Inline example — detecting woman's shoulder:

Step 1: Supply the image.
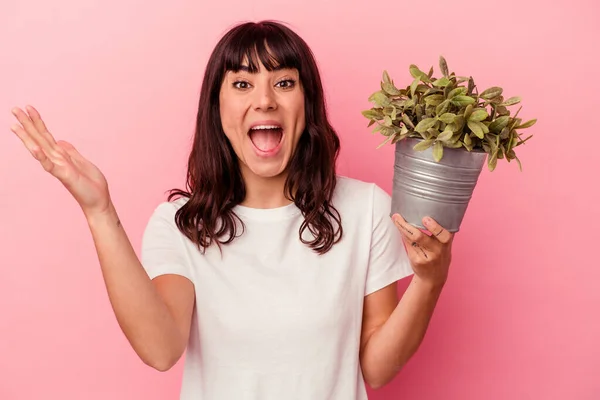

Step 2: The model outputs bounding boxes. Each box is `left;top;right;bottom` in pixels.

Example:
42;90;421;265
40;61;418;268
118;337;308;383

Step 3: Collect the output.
333;175;391;211
147;196;190;223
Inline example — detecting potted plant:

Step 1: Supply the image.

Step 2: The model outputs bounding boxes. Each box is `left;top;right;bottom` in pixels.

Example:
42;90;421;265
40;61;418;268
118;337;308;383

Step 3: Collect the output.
362;56;536;232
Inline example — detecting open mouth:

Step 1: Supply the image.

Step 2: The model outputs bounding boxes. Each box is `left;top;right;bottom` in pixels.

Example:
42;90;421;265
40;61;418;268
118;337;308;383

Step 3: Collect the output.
248;124;284;153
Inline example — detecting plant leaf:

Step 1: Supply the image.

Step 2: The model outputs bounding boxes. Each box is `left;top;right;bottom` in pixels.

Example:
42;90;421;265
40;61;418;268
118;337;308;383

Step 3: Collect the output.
392;132;407;144
496;105;509;116
500;96;521;106
467;77;475;95
515;154;522;171
410;77;420;97
480;86;503;100
414;117;437;133
427;127;439;138
382;70;391;84
413;139;434;151
368;90;381;102
467;120;485;139
362;109;383;120
489;95;505;105
464;104;473;120
499;144;506;159
382;82;402;96
384;115;393;126
432;141;444;162
447;87;467;98
424;94;445;106
439;113;456;124
437;129;453;142
416;84;430;94
516;119;537;129
402;114;415;129
488;149;499;171
409;64;424;79
463;132;472;146
448;115;466;133
482;122;490;134
380;126;396;136
436;99;451;115
446;139;463;148
423;87;443;97
469;109;488;122
370;91;391;107
415;104;424;120
451;95;476;106
376;135;392;149
489;115;510;133
392;100;406;110
433;77;451;87
439;56;449;77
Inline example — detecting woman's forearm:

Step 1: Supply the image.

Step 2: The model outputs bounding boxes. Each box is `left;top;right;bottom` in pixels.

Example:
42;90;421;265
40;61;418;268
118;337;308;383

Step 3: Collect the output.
84;202;185;370
361;276;444;388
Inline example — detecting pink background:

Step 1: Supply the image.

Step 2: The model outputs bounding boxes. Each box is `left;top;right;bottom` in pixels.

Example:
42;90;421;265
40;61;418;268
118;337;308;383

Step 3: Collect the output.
1;0;599;399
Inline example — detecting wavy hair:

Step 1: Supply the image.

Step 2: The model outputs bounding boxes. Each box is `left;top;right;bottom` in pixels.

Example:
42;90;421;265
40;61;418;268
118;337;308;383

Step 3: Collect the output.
167;20;342;255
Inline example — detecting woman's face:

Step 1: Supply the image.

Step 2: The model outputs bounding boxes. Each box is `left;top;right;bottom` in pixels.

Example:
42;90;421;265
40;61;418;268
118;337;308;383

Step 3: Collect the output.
219;60;306;181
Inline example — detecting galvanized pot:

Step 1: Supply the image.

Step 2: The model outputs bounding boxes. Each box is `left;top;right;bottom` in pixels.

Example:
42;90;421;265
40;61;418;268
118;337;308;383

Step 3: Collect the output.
390;137;487;232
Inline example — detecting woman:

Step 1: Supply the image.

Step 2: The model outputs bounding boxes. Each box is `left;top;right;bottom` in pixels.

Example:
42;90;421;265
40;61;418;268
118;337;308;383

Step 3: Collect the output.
10;20;453;400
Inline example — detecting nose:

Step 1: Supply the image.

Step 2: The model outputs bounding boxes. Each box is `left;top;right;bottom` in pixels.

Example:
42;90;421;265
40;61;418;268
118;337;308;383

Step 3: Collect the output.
253;84;277;112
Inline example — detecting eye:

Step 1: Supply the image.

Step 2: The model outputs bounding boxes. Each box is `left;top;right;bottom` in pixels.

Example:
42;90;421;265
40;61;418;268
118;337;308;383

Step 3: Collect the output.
233;80;251;90
276;79;296;89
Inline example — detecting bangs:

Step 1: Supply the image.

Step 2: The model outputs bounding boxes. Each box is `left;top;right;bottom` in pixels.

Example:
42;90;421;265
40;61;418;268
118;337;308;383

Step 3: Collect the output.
222;23;302;73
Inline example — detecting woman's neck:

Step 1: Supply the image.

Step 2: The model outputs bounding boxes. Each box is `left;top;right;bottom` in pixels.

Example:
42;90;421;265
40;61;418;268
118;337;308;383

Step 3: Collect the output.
239;168;293;209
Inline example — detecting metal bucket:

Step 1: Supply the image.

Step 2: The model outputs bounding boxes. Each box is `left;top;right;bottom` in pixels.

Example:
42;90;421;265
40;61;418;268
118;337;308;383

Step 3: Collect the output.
391;137;487;232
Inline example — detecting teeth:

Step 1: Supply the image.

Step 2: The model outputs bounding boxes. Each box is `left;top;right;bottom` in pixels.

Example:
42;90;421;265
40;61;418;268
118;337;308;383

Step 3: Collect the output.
250;125;281;130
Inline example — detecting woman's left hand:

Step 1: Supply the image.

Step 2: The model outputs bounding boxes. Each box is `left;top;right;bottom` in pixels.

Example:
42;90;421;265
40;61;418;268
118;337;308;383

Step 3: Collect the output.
392;213;454;288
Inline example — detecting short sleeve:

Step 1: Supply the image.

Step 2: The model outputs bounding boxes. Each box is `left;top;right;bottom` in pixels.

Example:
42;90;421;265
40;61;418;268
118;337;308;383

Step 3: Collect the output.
140;201;193;282
365;184;414;295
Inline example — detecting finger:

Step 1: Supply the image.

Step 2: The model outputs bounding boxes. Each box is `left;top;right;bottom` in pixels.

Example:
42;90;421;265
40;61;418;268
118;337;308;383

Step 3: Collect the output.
25;105;56;145
392;213;432;247
11;107;53;150
57;140;81;157
57;140;89;168
422;216;453;244
10;123;55;171
399;233;430;262
11;123;42;158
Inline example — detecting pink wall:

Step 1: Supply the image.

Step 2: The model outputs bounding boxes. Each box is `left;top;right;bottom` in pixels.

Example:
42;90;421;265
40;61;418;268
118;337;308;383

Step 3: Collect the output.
1;0;598;399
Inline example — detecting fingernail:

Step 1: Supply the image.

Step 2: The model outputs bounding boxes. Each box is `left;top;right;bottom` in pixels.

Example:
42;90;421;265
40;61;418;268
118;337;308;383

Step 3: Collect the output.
423;217;432;226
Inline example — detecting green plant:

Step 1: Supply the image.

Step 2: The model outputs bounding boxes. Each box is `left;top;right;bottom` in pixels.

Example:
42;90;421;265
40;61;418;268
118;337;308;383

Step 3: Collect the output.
361;56;536;171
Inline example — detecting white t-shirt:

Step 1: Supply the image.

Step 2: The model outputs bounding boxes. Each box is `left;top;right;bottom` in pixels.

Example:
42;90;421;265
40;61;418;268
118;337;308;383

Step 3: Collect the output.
140;175;414;399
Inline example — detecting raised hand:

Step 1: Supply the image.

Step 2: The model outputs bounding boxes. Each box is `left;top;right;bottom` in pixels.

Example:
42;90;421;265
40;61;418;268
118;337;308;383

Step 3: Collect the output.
392;213;454;289
10;105;111;217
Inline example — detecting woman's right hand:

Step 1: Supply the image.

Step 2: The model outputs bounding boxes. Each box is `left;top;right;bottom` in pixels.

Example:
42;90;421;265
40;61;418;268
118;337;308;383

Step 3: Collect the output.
10;105;112;217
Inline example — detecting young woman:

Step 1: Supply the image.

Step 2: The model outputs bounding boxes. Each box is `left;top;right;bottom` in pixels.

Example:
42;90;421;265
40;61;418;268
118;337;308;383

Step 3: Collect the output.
10;20;453;400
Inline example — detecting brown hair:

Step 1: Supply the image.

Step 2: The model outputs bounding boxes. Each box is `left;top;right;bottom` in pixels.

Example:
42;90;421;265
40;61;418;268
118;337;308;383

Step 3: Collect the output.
167;20;342;254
